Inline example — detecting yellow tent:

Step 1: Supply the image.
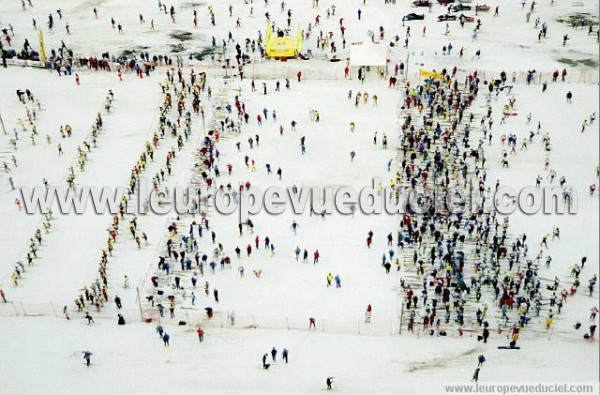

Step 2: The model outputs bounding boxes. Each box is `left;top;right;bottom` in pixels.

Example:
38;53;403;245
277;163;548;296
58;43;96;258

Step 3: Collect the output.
265;25;302;58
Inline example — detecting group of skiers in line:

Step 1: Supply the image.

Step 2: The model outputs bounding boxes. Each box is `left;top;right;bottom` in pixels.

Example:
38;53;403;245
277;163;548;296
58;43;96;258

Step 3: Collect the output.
372;66;598;349
68;68;211;324
5;90;114;294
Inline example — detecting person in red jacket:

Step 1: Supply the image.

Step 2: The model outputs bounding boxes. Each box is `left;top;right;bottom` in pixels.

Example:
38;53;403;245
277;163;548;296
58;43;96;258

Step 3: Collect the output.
197;328;204;342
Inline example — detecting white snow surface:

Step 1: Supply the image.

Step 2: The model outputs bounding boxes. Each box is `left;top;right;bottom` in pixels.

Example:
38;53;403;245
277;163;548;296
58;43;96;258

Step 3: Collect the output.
0;0;599;394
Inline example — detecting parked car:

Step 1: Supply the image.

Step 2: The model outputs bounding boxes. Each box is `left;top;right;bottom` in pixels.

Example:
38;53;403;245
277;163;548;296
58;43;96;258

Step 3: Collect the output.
451;3;472;11
475;4;490;11
437;14;457;21
412;0;431;6
459;14;475;22
403;13;426;21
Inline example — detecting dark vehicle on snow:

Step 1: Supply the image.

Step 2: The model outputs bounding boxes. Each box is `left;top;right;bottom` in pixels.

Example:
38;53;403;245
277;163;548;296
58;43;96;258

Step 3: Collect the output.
412;0;431;7
437;14;457;21
403;13;425;21
451;3;472;11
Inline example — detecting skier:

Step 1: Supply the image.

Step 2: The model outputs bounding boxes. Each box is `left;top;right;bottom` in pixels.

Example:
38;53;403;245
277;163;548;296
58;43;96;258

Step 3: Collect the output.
271;347;277;362
591;307;598;321
262;354;270;369
326;377;334;390
282;348;289;363
477;354;486;367
290;220;300;234
365;304;372;323
82;351;92;366
472;367;481;382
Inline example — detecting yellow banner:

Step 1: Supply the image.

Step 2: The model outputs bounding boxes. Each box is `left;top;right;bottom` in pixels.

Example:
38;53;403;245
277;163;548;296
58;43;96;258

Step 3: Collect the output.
419;69;444;79
296;26;302;52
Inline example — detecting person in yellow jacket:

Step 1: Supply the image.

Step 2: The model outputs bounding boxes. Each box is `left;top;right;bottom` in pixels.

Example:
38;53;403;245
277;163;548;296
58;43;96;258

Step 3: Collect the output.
326;273;333;287
511;331;519;345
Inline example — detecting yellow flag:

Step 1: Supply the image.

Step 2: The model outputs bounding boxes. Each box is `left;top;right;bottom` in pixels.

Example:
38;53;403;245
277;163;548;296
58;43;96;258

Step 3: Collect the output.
38;29;46;64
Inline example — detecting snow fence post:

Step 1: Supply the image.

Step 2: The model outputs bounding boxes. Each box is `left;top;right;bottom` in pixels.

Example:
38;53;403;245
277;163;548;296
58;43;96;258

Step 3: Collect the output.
136;287;144;322
0;110;6;135
399;302;404;335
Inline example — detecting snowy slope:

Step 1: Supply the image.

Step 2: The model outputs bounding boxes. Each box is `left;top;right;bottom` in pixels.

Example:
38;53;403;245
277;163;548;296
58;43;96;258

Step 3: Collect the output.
0;0;599;394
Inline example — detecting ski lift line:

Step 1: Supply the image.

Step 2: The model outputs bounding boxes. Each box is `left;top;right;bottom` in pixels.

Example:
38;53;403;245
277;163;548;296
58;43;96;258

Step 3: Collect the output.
0;96;120;289
138;83;231;293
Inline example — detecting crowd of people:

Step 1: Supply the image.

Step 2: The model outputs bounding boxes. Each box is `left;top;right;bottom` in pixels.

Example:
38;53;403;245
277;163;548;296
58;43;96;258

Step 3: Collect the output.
0;0;598;388
382;68;598;345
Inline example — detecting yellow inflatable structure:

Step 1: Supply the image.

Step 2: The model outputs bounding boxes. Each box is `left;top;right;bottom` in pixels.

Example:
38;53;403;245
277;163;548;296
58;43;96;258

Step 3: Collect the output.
265;25;302;58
